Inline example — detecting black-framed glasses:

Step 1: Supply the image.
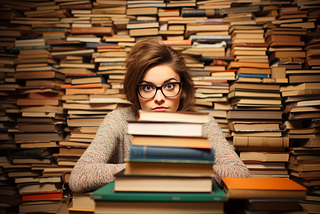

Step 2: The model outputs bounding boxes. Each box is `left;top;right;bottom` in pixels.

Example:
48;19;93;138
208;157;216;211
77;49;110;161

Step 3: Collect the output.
137;82;182;99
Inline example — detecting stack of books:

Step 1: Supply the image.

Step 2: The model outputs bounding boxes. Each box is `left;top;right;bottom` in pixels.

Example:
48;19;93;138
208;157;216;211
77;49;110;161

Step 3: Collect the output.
90;110;228;213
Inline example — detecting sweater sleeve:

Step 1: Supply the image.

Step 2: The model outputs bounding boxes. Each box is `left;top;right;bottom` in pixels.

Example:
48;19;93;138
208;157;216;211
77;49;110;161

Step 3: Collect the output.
68;109;131;193
202;115;251;186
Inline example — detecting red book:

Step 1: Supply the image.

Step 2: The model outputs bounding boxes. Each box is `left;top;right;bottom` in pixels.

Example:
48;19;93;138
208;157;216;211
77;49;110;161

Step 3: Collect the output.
22;191;63;201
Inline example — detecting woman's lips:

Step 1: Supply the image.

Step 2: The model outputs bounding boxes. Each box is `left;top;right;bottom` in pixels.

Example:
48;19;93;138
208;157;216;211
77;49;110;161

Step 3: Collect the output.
152;107;168;111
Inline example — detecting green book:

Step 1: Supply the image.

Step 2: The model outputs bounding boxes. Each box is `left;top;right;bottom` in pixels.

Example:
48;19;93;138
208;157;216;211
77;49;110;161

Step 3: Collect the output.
91;182;227;202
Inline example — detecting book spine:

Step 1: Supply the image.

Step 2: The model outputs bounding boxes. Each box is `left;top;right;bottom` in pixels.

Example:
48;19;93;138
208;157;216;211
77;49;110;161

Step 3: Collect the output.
10;149;44;157
34;28;68;32
129;145;214;161
12;45;51;50
233;136;289;147
237;73;270;78
181;9;206;17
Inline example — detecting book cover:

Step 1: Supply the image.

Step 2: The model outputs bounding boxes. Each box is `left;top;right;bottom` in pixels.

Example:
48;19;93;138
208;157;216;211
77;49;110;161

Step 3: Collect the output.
222;177;307;199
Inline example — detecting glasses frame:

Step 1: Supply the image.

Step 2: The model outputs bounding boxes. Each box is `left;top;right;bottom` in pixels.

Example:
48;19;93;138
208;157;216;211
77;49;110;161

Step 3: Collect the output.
137;82;182;99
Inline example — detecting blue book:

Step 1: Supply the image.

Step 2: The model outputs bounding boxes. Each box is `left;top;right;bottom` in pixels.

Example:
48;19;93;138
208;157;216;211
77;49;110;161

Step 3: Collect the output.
237;73;269;78
130;145;214;161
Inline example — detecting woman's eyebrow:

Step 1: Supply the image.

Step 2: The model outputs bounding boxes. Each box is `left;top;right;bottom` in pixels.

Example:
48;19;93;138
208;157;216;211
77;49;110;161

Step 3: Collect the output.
140;78;177;85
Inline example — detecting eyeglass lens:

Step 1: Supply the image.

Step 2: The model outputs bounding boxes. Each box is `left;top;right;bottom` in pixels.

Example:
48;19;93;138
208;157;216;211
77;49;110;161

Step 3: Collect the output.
138;82;180;98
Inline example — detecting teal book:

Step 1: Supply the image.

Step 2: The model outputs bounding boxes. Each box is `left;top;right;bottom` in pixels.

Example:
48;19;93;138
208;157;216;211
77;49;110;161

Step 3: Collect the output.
129;145;215;161
91;182;227;202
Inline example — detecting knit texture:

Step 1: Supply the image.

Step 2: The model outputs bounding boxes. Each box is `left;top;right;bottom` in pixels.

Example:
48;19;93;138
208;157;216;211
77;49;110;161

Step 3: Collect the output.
69;106;251;193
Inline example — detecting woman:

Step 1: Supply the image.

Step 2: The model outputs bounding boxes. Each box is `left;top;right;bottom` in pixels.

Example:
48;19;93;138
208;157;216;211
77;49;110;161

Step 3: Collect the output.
69;38;251;193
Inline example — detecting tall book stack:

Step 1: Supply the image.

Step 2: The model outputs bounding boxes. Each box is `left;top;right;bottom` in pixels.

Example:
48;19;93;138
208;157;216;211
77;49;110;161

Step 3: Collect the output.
224;3;289;178
267;6;309;72
281;82;320;210
126;1;160;38
90;110;228;214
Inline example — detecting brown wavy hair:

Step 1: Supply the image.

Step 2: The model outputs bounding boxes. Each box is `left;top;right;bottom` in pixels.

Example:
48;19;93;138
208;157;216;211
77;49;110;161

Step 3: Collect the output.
123;38;195;115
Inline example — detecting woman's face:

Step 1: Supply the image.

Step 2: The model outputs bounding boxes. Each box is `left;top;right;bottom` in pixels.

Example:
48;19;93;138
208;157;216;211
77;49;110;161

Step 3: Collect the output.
137;64;182;112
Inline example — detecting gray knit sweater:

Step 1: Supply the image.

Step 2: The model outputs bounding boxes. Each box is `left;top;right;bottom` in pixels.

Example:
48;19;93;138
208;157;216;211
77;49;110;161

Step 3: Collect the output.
69;106;251;193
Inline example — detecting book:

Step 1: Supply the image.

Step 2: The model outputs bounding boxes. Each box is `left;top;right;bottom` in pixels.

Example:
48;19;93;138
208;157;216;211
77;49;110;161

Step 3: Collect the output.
114;170;213;193
227;110;282;120
18;183;62;195
71;192;95;211
124;158;214;177
22;191;63;201
129;145;214;161
233;136;289;147
15;71;65;80
221;177;307;199
91;181;227;202
131;135;211;149
230;82;280;91
137;110;210;123
228;90;280;99
70;27;114;36
240;152;290;162
127;121;203;137
244;198;301;211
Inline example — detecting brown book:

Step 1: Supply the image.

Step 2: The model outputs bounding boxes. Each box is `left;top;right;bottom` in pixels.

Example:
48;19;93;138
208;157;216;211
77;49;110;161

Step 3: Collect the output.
266;34;301;43
282;89;320;97
18;183;62;195
15;133;63;142
230;122;280;131
227;61;270;70
231;97;282;106
288;74;320;84
17;98;61;106
67;117;104;127
233;136;289;147
59;147;86;156
229;82;280;91
15;71;65;80
25;79;64;87
240;152;290;162
70;27;114;36
306;57;320;67
227;110;282;120
268;41;305;47
290;170;320;178
60;3;92;10
126;7;158;15
294;136;320;148
269;51;306;62
18;123;64;132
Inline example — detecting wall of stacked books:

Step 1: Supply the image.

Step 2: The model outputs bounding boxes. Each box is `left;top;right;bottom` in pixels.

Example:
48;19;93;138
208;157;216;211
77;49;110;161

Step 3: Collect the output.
0;0;320;213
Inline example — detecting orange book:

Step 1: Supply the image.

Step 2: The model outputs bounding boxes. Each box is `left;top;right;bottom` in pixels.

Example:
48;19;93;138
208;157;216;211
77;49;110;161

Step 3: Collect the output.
222;177;306;200
22;191;63;201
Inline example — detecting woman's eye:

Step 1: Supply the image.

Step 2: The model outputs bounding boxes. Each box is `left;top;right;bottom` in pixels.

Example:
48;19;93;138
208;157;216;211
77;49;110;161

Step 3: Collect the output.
143;85;154;91
165;83;174;90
